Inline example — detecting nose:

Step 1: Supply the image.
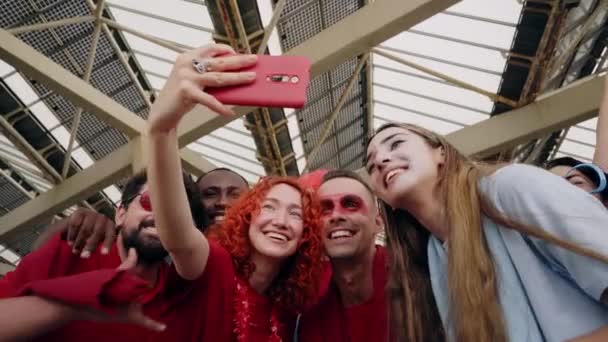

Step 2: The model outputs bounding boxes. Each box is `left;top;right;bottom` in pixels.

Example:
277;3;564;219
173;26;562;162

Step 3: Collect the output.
271;209;289;229
328;213;346;225
374;151;392;171
215;192;228;208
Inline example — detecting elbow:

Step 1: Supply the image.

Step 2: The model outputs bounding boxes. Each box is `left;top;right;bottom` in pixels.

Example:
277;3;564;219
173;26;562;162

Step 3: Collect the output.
167;248;205;281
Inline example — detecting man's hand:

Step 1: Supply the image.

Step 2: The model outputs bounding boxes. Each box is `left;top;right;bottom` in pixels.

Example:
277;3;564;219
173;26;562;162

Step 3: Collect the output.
65;208;116;258
72;248;165;332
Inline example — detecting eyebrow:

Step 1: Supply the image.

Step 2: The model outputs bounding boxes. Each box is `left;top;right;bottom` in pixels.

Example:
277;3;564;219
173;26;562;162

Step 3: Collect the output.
264;197;302;210
566;173;588;182
365;133;407;164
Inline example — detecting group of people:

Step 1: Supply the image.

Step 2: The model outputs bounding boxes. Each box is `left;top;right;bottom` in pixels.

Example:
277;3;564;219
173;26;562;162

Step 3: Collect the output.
1;43;608;342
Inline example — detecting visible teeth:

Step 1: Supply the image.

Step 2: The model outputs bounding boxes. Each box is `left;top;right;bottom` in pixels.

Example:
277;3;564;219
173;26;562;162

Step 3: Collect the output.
266;232;288;242
330;230;353;239
385;168;406;184
215;215;225;221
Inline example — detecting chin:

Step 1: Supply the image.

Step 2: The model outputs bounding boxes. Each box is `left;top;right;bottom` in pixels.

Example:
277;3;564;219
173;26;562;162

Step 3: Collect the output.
257;244;297;260
326;247;357;260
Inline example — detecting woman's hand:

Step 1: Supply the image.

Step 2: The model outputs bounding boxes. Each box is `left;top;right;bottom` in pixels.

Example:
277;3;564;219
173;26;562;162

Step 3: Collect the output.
147;44;258;135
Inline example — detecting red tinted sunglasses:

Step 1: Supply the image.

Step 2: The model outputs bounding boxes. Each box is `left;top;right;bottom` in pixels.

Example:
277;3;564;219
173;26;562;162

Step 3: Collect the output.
319;194;368;217
122;191;152;212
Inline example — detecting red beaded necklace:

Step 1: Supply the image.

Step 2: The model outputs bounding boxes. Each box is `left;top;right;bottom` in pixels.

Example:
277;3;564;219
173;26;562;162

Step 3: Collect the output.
233;276;284;342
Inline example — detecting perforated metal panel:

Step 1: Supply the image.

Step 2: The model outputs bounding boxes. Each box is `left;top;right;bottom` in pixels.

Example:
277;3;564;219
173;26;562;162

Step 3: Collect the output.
0;177;29;210
0;0;155;254
276;0;368;171
2;221;51;256
0;0;150;162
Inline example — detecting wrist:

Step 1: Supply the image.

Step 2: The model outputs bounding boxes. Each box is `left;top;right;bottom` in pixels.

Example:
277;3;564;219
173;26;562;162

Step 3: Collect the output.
146;118;177;138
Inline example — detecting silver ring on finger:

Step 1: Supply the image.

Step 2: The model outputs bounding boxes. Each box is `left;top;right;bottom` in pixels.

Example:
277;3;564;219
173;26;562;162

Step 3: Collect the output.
192;58;212;74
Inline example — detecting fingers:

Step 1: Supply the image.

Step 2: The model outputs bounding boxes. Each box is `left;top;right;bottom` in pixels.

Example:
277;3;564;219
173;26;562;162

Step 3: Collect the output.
72;212;96;254
203;54;258;72
195;43;236;58
117;248;138;271
195;71;256;88
100;220;117;255
136;315;166;332
185;84;235;116
81;216;111;258
66;210;85;246
127;303;166;332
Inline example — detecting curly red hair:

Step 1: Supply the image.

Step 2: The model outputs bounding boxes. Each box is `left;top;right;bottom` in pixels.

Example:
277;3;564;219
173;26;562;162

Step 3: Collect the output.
208;176;324;312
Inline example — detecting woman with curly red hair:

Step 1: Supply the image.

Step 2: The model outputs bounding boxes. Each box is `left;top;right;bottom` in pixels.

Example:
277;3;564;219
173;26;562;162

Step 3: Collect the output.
145;44;324;341
209;177;322;312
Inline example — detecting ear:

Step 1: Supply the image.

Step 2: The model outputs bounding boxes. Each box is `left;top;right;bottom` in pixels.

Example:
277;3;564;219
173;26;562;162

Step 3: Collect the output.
373;213;384;234
434;146;446;166
115;205;127;226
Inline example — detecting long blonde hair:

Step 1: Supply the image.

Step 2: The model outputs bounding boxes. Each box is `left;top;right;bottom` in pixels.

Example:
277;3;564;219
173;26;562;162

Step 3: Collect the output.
368;123;608;342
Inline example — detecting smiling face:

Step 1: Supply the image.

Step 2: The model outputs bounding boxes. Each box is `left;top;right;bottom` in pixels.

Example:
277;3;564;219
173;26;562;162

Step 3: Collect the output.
116;184;168;265
366;126;445;208
198;169;249;225
248;183;304;260
318;177;380;260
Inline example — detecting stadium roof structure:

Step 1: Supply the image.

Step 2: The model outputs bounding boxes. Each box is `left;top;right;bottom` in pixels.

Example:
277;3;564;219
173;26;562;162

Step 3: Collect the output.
0;0;606;272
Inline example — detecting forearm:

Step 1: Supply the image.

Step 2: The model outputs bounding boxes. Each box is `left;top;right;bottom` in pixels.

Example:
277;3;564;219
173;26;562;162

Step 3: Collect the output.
594;78;608;171
147;128;199;249
0;296;74;341
146;127;209;279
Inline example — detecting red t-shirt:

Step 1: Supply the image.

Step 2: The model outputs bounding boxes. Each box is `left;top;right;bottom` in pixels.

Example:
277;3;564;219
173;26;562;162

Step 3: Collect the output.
298;246;389;342
0;233;235;342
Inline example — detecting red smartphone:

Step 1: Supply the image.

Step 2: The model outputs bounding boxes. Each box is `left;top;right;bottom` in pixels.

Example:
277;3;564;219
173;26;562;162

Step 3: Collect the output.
206;55;310;109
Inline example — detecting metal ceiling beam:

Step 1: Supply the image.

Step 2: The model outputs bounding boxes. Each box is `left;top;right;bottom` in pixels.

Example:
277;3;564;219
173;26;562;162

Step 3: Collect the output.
0;0;458;237
0;141;134;240
447;74;605;158
0;29;145;137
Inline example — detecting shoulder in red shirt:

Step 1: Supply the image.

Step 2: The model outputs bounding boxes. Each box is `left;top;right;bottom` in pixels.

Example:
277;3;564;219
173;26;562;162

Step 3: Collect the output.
298;245;389;342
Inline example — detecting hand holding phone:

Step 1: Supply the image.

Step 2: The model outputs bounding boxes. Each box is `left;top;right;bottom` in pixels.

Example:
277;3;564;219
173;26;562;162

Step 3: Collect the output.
206;55;310;109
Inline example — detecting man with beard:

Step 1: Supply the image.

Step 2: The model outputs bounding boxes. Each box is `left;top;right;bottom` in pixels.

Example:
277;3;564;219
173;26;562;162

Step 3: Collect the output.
298;170;389;342
31;172;207;257
0;170;236;341
196;168;249;226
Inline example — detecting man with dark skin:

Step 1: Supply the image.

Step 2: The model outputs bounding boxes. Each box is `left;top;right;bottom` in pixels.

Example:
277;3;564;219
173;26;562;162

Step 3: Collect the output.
196;168;249;225
31;169;246;258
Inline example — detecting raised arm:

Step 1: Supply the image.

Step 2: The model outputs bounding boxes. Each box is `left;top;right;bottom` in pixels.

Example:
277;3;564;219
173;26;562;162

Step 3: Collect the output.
593;76;608;172
146;44;256;280
484;164;608;300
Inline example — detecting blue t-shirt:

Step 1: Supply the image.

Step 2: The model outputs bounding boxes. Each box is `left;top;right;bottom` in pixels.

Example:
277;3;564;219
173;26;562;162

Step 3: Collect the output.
428;164;608;341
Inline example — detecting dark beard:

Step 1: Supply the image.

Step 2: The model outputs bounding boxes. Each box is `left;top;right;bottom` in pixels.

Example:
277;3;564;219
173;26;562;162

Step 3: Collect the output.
119;219;168;265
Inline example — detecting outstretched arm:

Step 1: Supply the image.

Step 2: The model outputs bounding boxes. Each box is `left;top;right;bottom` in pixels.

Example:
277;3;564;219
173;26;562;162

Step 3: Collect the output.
0;296;75;341
146;44;256;280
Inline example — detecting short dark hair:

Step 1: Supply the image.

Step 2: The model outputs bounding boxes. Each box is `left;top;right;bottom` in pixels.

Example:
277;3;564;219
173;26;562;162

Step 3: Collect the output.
545;156;582;170
121;170;209;230
195;167;249;188
321;169;374;195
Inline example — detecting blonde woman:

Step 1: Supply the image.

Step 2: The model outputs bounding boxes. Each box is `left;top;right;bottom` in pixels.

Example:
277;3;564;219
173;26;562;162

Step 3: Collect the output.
365;123;608;342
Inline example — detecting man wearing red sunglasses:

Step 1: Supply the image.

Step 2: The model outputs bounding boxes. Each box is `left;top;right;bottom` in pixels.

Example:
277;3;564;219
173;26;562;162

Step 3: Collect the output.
298;170;389;342
0;170;229;341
